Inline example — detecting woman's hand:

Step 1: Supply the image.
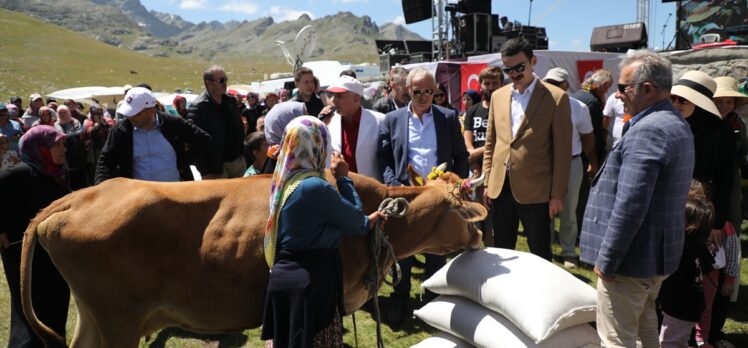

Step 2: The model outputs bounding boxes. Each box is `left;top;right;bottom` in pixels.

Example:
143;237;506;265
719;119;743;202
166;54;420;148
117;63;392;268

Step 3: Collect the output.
367;211;387;231
330;152;349;179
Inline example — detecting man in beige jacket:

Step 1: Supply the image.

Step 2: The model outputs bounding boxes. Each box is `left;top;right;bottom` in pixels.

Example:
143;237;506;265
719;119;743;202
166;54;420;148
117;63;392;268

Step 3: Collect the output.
482;38;572;260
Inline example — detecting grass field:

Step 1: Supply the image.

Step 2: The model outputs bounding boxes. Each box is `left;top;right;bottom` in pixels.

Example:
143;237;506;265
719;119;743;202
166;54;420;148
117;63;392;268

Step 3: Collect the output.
0;8;295;104
2;227;747;347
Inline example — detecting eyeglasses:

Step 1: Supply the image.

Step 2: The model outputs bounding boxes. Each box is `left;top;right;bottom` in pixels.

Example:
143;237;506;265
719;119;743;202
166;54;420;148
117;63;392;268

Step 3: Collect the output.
617;82;641;94
434;93;446;98
411;88;434;97
670;95;690;105
501;62;528;74
209;77;228;85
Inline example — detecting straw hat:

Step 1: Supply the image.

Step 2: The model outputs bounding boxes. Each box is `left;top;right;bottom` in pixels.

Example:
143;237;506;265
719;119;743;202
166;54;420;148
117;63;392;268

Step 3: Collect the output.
714;76;748;106
672;70;720;118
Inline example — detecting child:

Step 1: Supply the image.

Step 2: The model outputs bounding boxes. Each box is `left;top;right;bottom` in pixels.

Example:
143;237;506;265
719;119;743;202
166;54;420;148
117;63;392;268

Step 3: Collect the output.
659;181;714;347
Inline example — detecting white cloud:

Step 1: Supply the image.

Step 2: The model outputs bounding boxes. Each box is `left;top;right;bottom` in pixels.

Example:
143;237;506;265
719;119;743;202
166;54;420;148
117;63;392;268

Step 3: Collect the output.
392;15;405;26
269;6;315;22
219;1;259;14
179;0;206;9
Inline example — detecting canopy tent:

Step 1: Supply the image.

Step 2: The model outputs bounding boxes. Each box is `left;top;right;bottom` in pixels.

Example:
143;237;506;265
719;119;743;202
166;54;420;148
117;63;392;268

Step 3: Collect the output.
400;51;625;111
47;86;127;107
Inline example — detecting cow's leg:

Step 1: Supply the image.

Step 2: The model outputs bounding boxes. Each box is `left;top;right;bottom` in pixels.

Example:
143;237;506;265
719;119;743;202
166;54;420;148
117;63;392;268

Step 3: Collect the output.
97;313;145;348
70;304;103;348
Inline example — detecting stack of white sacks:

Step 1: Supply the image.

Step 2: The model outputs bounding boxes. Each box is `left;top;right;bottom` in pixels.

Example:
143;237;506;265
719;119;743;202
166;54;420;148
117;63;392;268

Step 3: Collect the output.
412;247;601;348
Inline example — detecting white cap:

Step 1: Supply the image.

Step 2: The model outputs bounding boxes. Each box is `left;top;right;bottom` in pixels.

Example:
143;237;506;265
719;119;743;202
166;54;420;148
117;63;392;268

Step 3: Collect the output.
326;75;364;96
543;67;569;83
117;87;157;117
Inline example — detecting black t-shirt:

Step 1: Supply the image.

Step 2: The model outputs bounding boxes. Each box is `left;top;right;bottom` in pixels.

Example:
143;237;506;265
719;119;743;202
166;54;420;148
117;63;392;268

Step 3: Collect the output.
463;103;489;148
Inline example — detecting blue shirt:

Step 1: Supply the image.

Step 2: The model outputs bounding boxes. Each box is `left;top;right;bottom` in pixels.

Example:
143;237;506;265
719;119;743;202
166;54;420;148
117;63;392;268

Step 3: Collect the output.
0;120;23;151
407;104;438;178
132;116;180;182
278;176;369;251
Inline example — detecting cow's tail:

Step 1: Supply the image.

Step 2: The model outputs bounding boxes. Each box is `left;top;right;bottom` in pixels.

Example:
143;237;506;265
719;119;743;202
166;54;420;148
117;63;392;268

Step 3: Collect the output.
20;200;70;347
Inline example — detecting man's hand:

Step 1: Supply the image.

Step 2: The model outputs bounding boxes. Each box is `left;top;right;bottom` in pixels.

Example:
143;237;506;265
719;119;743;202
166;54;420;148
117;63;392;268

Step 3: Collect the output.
587;161;599;177
318;106;336;124
548;197;564;218
0;233;10;249
330;152;349;179
594;265;616;282
482;189;492;208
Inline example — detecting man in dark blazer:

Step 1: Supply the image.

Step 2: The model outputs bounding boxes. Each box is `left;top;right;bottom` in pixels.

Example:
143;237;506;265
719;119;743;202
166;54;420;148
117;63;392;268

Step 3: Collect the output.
580;50;694;348
482;38;572;261
378;68;468;328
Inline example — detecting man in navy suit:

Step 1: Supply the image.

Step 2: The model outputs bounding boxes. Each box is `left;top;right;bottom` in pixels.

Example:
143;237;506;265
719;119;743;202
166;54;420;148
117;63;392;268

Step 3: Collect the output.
378;68;468;328
580;50;695;348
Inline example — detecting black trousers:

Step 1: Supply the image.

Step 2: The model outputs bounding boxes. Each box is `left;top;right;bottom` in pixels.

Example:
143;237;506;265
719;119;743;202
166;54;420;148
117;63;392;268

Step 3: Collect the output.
491;175;552;260
1;244;70;348
390;254;445;304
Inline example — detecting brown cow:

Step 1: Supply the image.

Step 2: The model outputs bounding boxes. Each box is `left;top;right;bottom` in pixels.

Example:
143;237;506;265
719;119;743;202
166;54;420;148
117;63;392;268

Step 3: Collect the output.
20;171;486;347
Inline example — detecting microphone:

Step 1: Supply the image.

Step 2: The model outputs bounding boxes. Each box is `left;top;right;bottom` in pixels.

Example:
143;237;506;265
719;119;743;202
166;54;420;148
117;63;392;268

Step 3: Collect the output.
318;106;336;120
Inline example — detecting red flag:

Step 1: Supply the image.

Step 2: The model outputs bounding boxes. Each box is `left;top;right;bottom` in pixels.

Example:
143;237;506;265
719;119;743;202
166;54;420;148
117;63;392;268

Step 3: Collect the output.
461;63;487;111
576;60;604;83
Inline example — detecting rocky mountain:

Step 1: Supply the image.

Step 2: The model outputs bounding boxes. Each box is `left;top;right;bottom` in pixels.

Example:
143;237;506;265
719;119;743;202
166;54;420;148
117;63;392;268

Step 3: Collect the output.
379;22;425;41
0;0;425;62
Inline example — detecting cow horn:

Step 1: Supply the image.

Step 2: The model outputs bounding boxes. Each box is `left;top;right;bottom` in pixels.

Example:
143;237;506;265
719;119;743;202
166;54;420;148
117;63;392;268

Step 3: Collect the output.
436;162;447;173
470;173;485;188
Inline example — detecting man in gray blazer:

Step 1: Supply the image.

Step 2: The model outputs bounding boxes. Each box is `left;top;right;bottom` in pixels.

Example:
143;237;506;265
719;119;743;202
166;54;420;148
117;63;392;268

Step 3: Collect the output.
579;50;695;348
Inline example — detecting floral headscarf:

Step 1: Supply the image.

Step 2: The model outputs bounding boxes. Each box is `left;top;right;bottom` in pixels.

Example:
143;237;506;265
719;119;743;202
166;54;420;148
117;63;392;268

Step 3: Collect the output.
264;116;330;267
19;125;66;184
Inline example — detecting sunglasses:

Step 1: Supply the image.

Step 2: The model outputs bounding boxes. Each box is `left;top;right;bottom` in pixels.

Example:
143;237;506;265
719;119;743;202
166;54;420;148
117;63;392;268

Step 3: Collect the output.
209;77;228;84
502;62;528;74
670;95;690;105
617;82;642;94
412;88;434;97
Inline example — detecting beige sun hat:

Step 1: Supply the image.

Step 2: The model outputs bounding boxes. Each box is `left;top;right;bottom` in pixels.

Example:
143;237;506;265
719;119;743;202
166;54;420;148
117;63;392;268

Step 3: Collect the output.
672;70;721;118
714;76;748;106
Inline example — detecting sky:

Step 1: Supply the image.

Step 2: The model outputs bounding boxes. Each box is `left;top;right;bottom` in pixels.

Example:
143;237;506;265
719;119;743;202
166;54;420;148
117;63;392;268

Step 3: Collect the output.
140;0;679;52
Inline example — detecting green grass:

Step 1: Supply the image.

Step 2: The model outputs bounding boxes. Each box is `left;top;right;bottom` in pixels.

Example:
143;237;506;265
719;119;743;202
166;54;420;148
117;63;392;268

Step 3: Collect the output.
0;9;294;104
2;228;747;347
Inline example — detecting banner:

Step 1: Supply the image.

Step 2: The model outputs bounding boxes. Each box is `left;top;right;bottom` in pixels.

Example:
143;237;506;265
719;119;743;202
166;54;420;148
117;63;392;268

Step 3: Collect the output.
460;63;487;111
576;60;604;83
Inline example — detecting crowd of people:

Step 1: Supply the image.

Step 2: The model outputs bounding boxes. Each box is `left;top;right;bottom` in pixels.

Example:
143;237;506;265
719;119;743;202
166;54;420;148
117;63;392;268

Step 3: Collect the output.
0;37;747;347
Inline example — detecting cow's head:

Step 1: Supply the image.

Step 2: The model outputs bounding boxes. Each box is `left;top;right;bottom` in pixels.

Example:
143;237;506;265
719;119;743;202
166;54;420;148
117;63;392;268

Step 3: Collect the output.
388;165;488;257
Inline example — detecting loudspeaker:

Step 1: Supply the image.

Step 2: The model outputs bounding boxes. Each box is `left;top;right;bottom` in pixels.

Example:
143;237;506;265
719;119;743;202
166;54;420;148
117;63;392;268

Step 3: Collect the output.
459;0;491;14
459;13;492;54
402;0;433;24
590;22;648;52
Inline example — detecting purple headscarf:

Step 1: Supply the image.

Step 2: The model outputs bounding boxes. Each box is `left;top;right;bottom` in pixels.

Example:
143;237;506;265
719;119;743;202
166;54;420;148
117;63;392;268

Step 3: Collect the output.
19;125;66;183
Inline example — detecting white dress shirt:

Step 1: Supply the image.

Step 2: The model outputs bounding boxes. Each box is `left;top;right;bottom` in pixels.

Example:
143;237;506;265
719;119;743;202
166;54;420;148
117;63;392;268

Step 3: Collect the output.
407;104;438;178
510;77;539;138
570;97;594;156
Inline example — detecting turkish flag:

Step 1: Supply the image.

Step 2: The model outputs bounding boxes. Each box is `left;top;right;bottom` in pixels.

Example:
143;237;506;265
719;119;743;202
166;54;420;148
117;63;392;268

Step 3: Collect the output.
461;63;487;111
576;60;604;83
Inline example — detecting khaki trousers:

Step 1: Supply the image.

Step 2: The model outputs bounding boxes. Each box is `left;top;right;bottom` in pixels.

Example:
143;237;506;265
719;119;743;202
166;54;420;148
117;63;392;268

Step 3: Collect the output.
596;274;666;348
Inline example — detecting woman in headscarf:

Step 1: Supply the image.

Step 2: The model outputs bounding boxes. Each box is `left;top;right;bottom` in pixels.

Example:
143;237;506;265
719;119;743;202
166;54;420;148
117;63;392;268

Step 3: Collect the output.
0;126;71;347
172;95;188;118
262;101;307;173
56;105;89;189
31;106;55;127
670;70;736;348
261;116;384;348
460;89;481;131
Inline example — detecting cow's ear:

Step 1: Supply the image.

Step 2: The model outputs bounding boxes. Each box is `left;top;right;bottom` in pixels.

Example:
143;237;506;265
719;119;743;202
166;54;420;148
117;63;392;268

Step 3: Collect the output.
407;164;424;186
455;201;488;222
